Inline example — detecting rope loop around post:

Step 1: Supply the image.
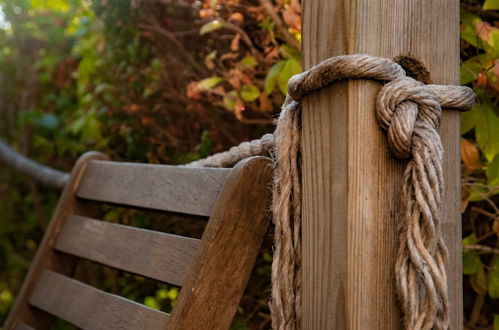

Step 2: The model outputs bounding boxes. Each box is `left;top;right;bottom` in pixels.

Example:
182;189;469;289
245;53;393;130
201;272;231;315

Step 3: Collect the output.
187;54;475;330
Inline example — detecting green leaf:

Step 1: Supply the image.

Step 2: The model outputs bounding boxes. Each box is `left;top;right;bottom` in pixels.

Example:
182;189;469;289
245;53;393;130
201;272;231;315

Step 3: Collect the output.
36;114;60;130
262;252;272;262
264;61;285;94
231;319;248;330
278;58;302;95
476;102;499;162
69;116;87;135
471;265;488;295
223;91;239;111
494;314;499;330
484;0;499;10
463;233;478;246
144;296;160;310
156;288;169;300
240;56;258;68
240;85;260;102
461;103;481;135
460;9;483;48
82;116;102;142
279;44;301;60
206;50;217;60
29;0;70;12
463;234;481;275
487;154;499;187
195;130;213;158
489;259;499;298
103;209;122;222
167;288;178;300
197;77;224;90
489;30;499;56
200;20;225;35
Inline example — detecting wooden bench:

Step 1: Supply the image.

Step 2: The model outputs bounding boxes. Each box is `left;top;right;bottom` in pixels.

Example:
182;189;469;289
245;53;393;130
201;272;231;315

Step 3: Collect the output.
4;152;273;330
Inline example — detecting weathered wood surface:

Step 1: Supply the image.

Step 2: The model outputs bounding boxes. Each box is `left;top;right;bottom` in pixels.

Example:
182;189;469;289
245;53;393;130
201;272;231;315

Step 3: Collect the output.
300;1;461;329
55;214;200;286
167;156;273;330
76;160;231;216
4;152;109;330
29;270;170;330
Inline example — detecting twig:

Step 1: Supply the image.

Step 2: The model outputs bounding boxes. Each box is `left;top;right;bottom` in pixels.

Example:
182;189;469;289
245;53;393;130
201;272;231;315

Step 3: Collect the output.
464;244;499;255
219;21;262;59
259;0;301;50
477;231;496;243
468;240;499;326
239;118;275;125
138;22;207;75
464;183;499;213
471;206;499;221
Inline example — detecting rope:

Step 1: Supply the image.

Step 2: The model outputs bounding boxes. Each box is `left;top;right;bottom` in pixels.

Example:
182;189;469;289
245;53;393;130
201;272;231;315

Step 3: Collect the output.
187;54;475;329
187;133;275;167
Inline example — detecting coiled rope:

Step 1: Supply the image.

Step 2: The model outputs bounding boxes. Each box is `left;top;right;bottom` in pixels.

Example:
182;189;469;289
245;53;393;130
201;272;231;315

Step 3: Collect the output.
188;54;475;329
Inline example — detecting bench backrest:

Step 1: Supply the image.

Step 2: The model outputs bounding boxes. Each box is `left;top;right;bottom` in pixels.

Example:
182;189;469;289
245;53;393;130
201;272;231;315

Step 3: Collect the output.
5;152;273;330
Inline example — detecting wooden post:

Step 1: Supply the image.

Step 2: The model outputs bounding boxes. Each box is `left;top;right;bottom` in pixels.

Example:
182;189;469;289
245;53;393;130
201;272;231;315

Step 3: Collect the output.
300;1;461;329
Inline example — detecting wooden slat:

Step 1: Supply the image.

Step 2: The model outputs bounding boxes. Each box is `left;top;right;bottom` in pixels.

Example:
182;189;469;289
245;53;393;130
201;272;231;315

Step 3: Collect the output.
76;160;231;216
167;157;273;330
54;215;199;286
29;270;170;330
5;151;109;329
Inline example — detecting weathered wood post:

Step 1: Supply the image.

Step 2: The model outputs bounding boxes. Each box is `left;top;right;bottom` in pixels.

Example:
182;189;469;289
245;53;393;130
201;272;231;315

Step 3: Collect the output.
300;1;461;328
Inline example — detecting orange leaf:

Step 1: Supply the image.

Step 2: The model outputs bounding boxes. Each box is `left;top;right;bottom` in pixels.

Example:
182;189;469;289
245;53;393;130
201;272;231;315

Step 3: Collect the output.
141;117;153;125
200;9;215;19
283;7;301;31
475;21;496;42
231;34;241;52
229;12;244;25
493;220;499;235
476;72;488;88
290;0;301;13
461;138;483;174
123;104;139;113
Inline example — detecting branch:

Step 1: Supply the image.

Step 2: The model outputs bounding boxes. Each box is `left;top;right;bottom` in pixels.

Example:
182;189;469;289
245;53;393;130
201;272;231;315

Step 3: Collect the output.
259;0;301;50
464;244;499;255
138;22;207;76
0;138;69;189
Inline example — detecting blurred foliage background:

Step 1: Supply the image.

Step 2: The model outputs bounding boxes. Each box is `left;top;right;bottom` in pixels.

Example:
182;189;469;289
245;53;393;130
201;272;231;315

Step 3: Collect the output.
0;0;497;329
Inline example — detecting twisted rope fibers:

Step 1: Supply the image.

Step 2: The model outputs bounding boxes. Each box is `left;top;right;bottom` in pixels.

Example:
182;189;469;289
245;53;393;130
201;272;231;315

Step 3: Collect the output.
188;54;475;329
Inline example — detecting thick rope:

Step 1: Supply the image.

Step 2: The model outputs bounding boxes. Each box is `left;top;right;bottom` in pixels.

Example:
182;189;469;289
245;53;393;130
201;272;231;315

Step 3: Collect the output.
187;133;275;167
187;54;475;329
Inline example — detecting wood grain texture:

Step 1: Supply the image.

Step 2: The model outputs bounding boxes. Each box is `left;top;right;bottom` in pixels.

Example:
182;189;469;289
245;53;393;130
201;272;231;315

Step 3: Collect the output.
76;160;231;216
5;152;109;330
301;1;461;329
167;157;273;330
29;270;170;330
54;215;199;286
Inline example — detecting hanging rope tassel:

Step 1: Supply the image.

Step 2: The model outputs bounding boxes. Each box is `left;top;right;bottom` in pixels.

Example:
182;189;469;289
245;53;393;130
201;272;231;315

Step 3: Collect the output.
187;54;475;330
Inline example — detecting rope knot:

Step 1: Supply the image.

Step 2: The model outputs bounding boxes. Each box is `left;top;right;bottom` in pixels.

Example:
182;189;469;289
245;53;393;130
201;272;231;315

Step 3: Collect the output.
376;76;442;159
